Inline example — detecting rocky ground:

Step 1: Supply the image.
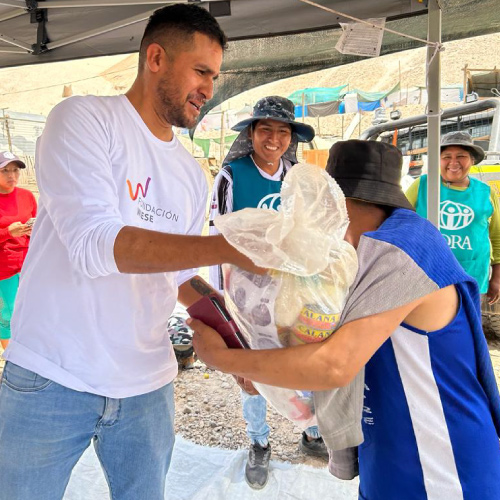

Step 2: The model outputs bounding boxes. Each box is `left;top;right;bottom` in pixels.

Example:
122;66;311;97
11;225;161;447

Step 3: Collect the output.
1;338;500;472
172;337;500;469
172;360;327;468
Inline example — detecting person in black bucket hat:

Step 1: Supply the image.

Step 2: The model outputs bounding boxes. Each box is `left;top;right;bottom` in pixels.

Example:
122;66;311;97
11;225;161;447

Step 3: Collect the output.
406;130;500;305
208;98;323;490
326;139;414;211
191;138;500;500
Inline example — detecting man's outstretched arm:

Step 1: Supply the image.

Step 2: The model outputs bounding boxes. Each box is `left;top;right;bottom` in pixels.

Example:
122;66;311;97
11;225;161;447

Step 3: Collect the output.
114;228;256;275
189;285;458;390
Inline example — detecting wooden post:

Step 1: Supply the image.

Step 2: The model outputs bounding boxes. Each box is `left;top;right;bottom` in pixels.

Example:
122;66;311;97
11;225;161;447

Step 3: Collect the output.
399;60;402;104
4;114;13;153
462;64;468;103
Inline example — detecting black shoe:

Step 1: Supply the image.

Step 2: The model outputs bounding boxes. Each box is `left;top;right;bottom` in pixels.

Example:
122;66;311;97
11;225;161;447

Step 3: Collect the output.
245;443;271;490
299;432;329;459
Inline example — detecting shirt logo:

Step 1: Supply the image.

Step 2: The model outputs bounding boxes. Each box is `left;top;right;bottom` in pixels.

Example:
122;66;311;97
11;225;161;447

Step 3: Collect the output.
257;193;281;211
440;200;474;230
127;177;151;200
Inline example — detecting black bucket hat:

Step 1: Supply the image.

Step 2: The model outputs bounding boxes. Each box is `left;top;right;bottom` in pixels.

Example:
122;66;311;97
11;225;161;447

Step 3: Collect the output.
326;140;414;211
440;131;485;164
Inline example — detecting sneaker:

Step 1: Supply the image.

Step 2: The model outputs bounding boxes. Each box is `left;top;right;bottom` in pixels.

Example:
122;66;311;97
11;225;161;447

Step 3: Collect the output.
245;443;271;489
298;432;329;459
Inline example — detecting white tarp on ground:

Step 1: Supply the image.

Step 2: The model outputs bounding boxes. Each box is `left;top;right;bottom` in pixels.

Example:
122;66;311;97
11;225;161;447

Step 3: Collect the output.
64;435;359;500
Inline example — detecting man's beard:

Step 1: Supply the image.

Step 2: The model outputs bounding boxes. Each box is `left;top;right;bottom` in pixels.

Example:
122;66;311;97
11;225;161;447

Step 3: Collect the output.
156;75;197;129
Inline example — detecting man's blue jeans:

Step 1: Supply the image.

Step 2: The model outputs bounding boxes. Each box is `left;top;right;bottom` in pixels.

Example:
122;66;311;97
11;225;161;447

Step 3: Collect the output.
0;362;175;500
241;391;320;446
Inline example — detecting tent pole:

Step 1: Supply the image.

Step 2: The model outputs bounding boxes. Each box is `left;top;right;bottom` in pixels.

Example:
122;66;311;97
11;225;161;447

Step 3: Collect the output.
426;0;441;228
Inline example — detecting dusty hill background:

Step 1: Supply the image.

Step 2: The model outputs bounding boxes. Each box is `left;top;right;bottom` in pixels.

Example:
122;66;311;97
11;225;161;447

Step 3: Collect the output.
0;32;499;141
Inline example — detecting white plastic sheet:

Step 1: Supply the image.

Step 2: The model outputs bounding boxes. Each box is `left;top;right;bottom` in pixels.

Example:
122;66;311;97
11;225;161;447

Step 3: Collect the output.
64;436;359;499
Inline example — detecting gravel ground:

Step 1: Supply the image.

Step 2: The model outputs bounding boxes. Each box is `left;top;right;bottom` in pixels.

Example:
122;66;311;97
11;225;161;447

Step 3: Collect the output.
2;337;500;472
172;359;327;468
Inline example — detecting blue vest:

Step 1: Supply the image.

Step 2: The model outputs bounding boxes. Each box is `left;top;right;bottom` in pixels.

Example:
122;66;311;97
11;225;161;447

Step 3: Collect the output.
416;175;493;293
359;209;500;500
230;156;283;212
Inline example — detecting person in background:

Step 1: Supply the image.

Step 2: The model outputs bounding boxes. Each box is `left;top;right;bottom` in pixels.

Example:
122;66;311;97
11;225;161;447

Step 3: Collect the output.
406;131;500;305
209;96;327;491
0;152;36;350
192;140;500;500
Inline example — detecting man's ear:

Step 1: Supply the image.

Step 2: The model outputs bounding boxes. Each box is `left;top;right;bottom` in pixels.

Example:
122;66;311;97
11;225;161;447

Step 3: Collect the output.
145;43;165;74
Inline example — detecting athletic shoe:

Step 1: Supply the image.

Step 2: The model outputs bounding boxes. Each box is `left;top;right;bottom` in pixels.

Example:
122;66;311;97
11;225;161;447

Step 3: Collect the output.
245;443;271;489
298;432;329;459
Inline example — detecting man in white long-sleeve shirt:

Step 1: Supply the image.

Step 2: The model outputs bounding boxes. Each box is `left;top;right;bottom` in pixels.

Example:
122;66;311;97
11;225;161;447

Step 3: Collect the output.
0;5;253;500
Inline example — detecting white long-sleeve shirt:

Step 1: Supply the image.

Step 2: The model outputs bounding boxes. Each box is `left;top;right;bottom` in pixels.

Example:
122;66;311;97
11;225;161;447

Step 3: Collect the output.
5;95;207;398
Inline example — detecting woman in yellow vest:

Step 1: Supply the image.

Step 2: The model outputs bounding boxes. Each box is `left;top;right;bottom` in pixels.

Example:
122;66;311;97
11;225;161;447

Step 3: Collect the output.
406;131;500;304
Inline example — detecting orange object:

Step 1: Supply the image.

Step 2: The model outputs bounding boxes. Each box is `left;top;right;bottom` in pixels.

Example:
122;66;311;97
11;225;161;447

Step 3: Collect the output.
302;149;329;168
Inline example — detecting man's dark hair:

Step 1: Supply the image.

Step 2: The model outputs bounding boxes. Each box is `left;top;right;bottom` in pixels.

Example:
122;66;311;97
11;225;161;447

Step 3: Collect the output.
139;3;227;68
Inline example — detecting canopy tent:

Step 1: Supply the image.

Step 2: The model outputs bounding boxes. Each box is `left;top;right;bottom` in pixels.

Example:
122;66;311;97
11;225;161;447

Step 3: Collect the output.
1;1;498;113
0;0;430;67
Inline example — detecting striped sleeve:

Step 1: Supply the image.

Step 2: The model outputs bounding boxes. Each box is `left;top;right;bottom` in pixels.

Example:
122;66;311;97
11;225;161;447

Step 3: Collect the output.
208;166;233;292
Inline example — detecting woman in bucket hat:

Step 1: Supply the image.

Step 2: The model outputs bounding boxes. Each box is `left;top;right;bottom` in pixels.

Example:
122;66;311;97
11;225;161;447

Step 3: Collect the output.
208;96;324;490
192;139;500;500
0;151;37;349
406;131;500;305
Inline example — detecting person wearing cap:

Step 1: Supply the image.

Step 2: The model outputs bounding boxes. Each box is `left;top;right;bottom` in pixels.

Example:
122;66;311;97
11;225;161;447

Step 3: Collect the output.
406;131;500;304
0;151;36;350
208;96;325;489
191;139;500;499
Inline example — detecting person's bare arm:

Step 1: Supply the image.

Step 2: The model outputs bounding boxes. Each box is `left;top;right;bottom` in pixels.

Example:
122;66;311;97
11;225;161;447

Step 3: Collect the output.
190;285;458;391
178;275;261;395
487;264;500;304
177;275;221;309
114;228;258;275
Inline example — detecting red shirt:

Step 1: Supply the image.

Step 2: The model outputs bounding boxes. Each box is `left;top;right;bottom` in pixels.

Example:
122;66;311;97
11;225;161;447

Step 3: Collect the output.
0;187;37;280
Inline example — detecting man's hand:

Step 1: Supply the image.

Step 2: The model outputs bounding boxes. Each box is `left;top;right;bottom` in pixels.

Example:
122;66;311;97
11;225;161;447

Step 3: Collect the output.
487;277;500;304
188;318;229;370
487;265;500;304
8;222;31;237
233;375;260;395
222;239;267;275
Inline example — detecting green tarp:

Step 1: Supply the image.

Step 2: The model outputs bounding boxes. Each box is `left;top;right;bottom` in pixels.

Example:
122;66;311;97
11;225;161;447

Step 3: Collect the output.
352;82;401;102
193;134;239;158
287;86;348;106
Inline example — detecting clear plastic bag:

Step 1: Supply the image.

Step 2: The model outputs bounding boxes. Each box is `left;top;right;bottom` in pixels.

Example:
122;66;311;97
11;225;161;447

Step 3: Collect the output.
215;163;358;429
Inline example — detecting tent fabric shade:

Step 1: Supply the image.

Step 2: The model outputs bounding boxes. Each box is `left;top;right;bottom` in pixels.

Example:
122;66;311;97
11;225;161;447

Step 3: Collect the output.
298;100;342;118
354;82;401;103
0;0;498;122
288;86;348;106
